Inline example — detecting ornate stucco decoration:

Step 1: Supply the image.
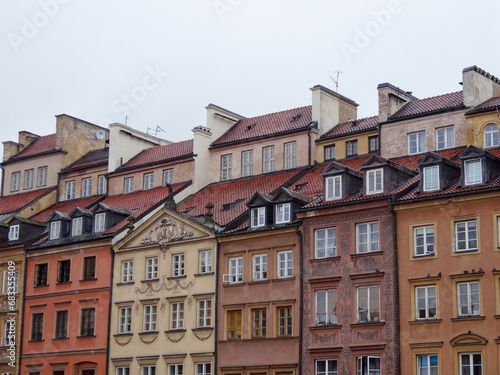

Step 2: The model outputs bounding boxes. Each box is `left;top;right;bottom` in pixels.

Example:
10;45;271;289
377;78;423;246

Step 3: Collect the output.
193;331;213;342
166;333;185;343
139;216;194;251
114;336;133;346
135;276;194;297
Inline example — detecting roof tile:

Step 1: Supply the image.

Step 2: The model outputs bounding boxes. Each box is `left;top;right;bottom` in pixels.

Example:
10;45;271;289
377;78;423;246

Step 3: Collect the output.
0;187;55;215
319;116;378;140
63;148;109;172
9;134;57;160
120;139;194;170
31;196;103;223
389;91;464;120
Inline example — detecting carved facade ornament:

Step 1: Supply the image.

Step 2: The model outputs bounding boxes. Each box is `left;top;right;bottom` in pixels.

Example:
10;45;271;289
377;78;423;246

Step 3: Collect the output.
193;331;213;342
140;335;158;345
135;276;194;297
140;216;194;251
167;333;185;343
114;336;133;346
356;330;379;341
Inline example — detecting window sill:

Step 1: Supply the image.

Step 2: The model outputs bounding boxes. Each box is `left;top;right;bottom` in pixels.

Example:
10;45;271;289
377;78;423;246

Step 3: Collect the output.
310;256;340;263
413;254;437;259
222;282;245;288
453;249;479;254
350;251;383;258
164;329;186;334
116;282;134;286
192;327;213;332
139;331;159;336
56;281;72;285
272;277;296;282
28;339;44;342
141;278;159;283
113;333;133;337
494;315;500;319
80;278;97;282
52;337;69;341
247;280;271;285
77;335;96;339
34;284;49;288
409;319;442;325
167;275;187;280
451;315;485;322
310;324;341;330
350;321;385;328
194;272;214;277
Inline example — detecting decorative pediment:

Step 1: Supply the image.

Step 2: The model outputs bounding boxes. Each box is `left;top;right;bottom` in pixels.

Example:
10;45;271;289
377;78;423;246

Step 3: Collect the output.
361;154;388;169
450;332;488;346
69;207;93;218
140;215;194;249
322;161;348;176
419;152;444;165
246;191;273;207
47;210;71;222
458;145;486;160
273;187;313;205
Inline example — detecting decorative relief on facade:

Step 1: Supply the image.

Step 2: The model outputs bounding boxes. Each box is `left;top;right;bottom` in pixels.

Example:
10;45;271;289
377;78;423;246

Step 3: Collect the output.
140;216;194;251
114;336;133;346
193;331;213;341
135;276;194;297
166;333;185;343
314;332;337;344
355;330;379;342
140;335;158;345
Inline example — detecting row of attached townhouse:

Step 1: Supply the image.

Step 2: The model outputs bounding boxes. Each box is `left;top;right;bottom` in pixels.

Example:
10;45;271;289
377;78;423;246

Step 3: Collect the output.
0;65;499;375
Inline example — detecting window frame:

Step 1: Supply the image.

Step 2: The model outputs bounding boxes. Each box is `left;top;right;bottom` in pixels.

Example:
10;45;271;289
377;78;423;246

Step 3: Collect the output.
146;257;159;280
124;177;134;193
8;225;19;241
324;145;336;161
356;356;381;375
65;180;76;200
459;352;482;375
97;175;107;194
284;141;297;169
263;146;275;173
196;363;211;375
228;257;242;284
277;250;293;279
25;168;34;189
199;250;212;274
251;207;266;228
37;166;48;187
49;221;61;240
143;173;154;190
315;289;337;326
169;364;183;375
121;260;133;283
315;228;337;259
275;203;291;224
72;217;83;237
366;168;383;195
55;309;69;339
227;309;242;340
356;285;380;323
119;306;132;334
252;253;267;281
31;312;44;341
346;140;358;157
416;354;438;375
325;175;342;201
11;172;20;192
413;225;435;257
221;154;232;181
172;253;185;277
163;169;174;186
34;263;48;286
94;212;106;233
143;304;157;332
197;299;212;328
315;359;338;375
369;135;379;153
484;123;499;148
408;131;425;155
82;177;92;197
277;305;293;337
423;165;439;192
356;221;379;254
436;126;455;150
241;150;253;177
170;301;185;330
251;308;267;338
415;285;437;320
82;256;96;280
464;159;482;186
457;281;480;317
80;307;96;337
57;259;71;283
455;220;478;252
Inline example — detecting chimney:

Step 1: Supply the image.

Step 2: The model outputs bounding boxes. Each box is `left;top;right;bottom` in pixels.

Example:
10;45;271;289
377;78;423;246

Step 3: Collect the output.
377;83;416;123
202;202;215;229
18;131;40;153
462;66;500;107
2;141;19;162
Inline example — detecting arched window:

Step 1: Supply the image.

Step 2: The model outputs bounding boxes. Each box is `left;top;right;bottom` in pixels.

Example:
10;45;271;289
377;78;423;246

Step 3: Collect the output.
484;124;499;148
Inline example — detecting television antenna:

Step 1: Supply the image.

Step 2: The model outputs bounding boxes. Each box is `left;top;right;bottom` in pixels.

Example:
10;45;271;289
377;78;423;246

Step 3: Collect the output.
329;71;343;92
147;126;167;137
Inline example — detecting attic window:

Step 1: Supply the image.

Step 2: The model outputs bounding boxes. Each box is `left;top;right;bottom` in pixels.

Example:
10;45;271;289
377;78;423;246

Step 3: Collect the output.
222;199;244;211
50;221;61;240
290;114;302;122
8;225;19;241
246;124;256;131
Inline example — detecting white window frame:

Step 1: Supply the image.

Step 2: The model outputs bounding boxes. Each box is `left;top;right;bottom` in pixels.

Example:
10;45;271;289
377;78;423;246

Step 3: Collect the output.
197;299;212;328
357;356;381;375
415;285;437;320
221;154;232;181
357;285;380;323
315;289;337;325
25;169;34;189
121;260;133;283
50;221;61;240
484;123;499;148
170;301;184;330
97;175;106;194
3;320;15;346
263;146;275;173
169;364;182;375
417;354;438;375
65;180;76;200
144;173;154;190
455;220;478;252
199;250;212;274
366;168;383;195
436;126;454;150
146;257;159;280
356;222;379;254
72;217;83;237
143;304;157;332
228;257;242;284
196;363;211;375
241;150;253;177
94;212;106;233
346;140;358;156
142;365;155;375
408;131;425;155
324;145;335;161
414;225;435;256
457;281;480;316
163;169;173;185
119;306;132;334
464;159;482;185
172;254;185;277
369;135;379;153
116;367;130;375
3;269;18;295
252;253;267;281
251;207;265;228
325;175;342;201
82;177;92;197
11;172;20;192
459;352;482;375
277;250;293;278
8;225;19;241
124;177;134;193
315;228;337;258
284;141;297;169
37;166;48;187
315;359;338;375
423;165;439;192
275;203;291;224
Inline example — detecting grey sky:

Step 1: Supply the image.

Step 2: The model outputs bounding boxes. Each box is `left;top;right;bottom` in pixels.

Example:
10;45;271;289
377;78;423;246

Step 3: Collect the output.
1;0;499;148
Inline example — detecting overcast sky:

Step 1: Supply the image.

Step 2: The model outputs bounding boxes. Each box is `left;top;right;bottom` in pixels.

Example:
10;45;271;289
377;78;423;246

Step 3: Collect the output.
1;0;499;149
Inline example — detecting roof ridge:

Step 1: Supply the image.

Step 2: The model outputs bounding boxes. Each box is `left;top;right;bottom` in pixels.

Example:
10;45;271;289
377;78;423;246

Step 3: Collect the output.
415;90;463;101
244;105;312;120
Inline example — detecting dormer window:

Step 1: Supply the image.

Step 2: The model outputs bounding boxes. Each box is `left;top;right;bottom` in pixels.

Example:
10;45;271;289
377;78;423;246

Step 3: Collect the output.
484;124;499;148
366;169;383;195
423;165;439;192
8;225;19;241
464;159;482;185
94;213;106;233
275;203;290;224
50;221;61;240
72;217;83;237
325;175;342;201
251;207;265;227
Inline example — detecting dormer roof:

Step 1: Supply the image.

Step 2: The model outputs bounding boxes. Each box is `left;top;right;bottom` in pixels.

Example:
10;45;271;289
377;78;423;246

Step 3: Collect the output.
246;192;274;207
47;211;71;222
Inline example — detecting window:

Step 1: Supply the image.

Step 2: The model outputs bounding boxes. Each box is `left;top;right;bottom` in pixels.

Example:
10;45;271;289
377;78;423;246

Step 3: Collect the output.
31;313;44;341
227;257;242;284
172;254;185;277
316;289;337;325
144;173;154;190
169;364;182;375
277;306;292;336
57;260;71;283
141;366;155;375
80;308;95;336
357;356;381;375
252;308;266;338
143;304;157;332
315;228;337;258
83;256;96;280
345;140;358;156
415;285;437;320
81;370;95;375
121;260;133;283
457;281;480;316
253;254;267;281
199;250;212;274
459;353;482;375
116;367;130;375
197;299;212;327
276;203;291;224
82;177;92;197
49;221;61;240
423;165;439;191
227;310;242;339
414;226;435;256
284;142;297;169
98;175;107;194
436;126;454;150
242;150;253;177
263;146;275;173
357;285;380;323
8;225;19;241
277;250;292;278
124;177;134;193
464;159;482;185
324;145;335;161
455;220;478;252
37;166;48;186
251;207;265;228
221;154;232;181
55;310;68;339
417;354;438;375
196;363;211;375
72;217;83;237
356;222;379;253
11;172;20;192
369;135;379;153
170;301;184;330
34;263;48;286
65;180;76;200
146;257;158;280
484;123;499;148
3;269;18;294
94;212;106;233
3;320;14;346
366;168;383;194
163;169;173;185
119;306;132;334
408;132;425;154
316;359;338;375
325;175;342;201
25;169;34;189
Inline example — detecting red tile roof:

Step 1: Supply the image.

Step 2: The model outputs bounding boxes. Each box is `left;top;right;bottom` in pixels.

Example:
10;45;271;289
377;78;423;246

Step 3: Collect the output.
389;91;464;120
390;147;464;171
319;116;378;140
31;196;103;223
211;106;312;147
8;134;57;160
120;140;194;170
0;187;55;215
63;148;109;172
469;96;500;112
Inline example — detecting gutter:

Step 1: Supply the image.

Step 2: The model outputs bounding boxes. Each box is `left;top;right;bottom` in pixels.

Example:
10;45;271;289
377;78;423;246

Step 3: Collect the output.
18;251;28;375
294;224;303;375
106;244;115;375
389;202;401;375
214;237;220;375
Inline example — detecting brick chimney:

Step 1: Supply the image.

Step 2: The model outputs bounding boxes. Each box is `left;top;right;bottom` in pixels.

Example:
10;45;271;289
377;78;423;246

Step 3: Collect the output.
462;66;500;107
377;83;416;123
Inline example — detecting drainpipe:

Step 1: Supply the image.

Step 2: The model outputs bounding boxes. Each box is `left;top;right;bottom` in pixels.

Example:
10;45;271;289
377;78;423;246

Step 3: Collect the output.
18;250;28;375
390;205;400;375
214;237;220;375
294;224;303;375
106;244;115;375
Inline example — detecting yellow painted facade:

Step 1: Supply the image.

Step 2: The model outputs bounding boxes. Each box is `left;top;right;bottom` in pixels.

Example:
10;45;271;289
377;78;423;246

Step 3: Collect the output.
316;129;378;162
466;110;500;148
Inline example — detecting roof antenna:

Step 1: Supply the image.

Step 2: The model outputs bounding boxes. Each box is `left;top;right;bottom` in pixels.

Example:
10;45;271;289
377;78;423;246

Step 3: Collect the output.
125;116;128;126
329;71;343;92
147;126;167;137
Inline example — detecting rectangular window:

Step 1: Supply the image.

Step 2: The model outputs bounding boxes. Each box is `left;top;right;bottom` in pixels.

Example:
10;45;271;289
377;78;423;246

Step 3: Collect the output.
121;260;133;283
221;154;232;181
37;166;48;187
94;212;106;233
80;308;95;337
366;168;383;194
263;146;275;173
356;222;379;253
369;136;379;153
276;203;291;224
169;364;182;375
284;142;297;169
3;269;18;294
251;207;266;227
31;313;44;341
119;306;132;333
325;175;342;201
408;132;425;154
25;169;34;189
34;263;48;286
315;228;337;258
316;289;337;325
324;145;336;161
172;254;185;277
417;354;438;375
252;308;266;338
11;172;20;192
357;285;380;323
196;363;211;375
459;353;481;375
97;175;106;194
163;169;173;185
83;256;96;280
436;126;454;150
316;359;338;375
199;250;212;274
227;310;242;339
457;281;480;316
227;257;242;284
116;367;130;375
455;220;478;252
414;226;435;256
346;140;358;156
49;221;61;240
241;150;253;177
53;372;65;375
357;356;381;375
423;165;439;191
55;310;68;339
65;180;76;200
141;366;155;375
8;225;19;241
82;177;92;197
197;299;212;327
277;250;293;278
415;285;437;320
3;320;14;346
144;173;154;190
124;177;134;193
146;257;158;280
57;260;71;283
72;217;83;237
277;306;292;336
465;159;482;185
143;305;157;332
253;254;267;281
170;301;184;330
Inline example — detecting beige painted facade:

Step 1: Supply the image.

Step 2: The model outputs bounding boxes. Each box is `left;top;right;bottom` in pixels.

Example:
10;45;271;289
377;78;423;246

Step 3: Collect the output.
59;162;109;201
109;207;216;375
466;110;500;148
316;129;378;162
